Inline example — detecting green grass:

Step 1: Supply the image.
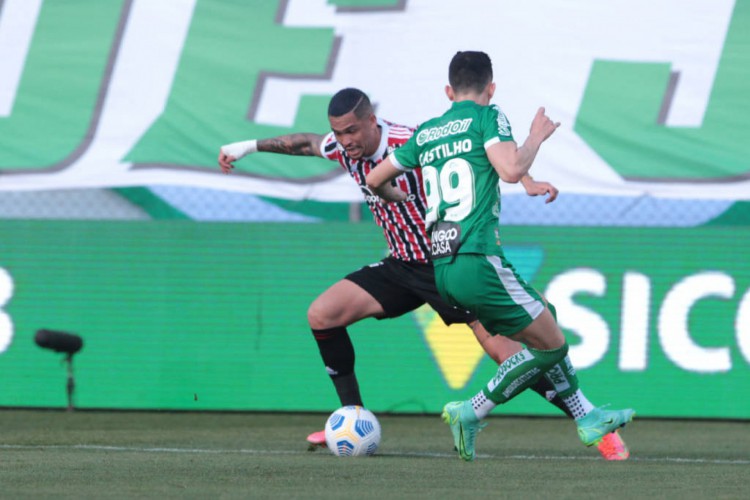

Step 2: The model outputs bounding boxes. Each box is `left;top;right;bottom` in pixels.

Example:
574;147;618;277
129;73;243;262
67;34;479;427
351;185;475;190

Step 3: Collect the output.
0;410;748;499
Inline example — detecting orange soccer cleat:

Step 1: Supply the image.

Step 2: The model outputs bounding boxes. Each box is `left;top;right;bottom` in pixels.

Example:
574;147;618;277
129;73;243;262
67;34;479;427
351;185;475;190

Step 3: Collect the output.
597;430;630;460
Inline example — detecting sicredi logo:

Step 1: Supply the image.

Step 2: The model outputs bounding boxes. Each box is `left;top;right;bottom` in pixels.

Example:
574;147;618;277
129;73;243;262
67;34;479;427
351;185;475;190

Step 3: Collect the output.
546;268;750;373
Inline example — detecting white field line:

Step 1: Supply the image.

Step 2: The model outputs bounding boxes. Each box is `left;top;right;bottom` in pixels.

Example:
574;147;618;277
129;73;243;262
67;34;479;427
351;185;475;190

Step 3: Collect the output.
0;444;748;465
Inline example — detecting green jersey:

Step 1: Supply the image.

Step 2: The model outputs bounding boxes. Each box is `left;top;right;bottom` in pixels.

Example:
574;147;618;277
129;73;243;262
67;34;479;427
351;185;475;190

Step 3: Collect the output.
391;100;515;265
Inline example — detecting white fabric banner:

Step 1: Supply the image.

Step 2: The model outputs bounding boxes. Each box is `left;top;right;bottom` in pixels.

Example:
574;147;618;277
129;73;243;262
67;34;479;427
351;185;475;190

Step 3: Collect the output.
0;0;747;201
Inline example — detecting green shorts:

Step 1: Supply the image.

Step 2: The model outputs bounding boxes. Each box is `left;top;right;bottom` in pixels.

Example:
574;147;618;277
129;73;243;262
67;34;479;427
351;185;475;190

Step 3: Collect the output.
434;253;546;336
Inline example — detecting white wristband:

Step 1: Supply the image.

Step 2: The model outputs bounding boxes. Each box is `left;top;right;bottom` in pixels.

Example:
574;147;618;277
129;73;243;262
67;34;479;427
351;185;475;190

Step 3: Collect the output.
221;139;258;160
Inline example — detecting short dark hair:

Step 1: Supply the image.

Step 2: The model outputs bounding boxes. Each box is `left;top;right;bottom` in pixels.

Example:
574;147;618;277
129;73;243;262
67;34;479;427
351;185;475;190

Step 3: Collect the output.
448;51;493;94
328;88;373;119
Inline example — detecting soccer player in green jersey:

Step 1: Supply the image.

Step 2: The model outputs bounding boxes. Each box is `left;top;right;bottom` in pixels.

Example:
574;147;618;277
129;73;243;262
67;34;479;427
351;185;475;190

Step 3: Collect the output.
366;51;634;461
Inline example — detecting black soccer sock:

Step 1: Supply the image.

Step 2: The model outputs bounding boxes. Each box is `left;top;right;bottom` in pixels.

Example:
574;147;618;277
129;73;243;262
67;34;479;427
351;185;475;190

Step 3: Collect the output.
529;377;574;418
311;327;363;406
331;373;363;407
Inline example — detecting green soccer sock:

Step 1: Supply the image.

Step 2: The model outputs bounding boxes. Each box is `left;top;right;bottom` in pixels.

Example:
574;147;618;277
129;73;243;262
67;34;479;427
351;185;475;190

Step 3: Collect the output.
543;355;580;399
480;343;570;409
541;355;594;419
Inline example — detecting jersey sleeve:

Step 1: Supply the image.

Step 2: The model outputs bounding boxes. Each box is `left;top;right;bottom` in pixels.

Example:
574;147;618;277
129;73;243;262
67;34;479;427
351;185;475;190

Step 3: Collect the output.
482;104;515;149
320;132;339;160
390;134;420;171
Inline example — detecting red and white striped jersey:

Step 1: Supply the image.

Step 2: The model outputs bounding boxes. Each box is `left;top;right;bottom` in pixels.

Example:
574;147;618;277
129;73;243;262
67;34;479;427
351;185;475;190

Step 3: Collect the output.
320;118;431;263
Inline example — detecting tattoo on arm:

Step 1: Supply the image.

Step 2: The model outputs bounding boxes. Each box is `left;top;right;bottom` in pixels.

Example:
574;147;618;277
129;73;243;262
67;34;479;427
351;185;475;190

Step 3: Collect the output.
257;133;324;157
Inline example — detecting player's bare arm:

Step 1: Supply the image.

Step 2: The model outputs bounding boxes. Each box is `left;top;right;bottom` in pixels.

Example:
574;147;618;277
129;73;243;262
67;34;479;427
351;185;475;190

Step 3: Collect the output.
371;181;408;203
365;157;406;202
487;107;560;183
218;133;326;174
258;133;326;157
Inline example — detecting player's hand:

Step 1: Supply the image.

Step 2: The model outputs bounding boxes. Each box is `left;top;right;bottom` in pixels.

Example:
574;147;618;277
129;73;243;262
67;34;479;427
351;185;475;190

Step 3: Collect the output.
530;107;560;142
365;183;407;204
522;177;559;203
218;150;236;174
218;140;258;174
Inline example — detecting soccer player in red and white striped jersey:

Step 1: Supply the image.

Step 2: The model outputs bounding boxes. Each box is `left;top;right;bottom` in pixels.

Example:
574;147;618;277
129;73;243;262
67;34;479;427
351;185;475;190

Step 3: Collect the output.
320;117;430;263
218;88;628;460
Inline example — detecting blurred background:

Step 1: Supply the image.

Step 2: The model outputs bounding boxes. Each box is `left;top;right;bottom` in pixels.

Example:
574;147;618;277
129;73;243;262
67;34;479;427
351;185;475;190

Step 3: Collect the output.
0;0;747;418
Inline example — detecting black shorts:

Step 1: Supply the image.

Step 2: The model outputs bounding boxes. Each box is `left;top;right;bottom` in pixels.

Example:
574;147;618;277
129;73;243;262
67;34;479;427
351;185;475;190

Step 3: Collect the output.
344;256;476;326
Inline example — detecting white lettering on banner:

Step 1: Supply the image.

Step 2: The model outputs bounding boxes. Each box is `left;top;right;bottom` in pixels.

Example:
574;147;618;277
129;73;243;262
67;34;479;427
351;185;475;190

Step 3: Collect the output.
0;268;14;354
736;288;750;362
619;272;651;371
659;272;732;373
0;0;43;117
545;268;609;369
546;268;749;373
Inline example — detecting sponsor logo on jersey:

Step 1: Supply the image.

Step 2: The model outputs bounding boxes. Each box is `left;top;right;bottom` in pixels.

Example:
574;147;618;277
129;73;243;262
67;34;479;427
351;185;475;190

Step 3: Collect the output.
493;105;511;137
360;185;416;204
416;119;473;146
430;222;461;258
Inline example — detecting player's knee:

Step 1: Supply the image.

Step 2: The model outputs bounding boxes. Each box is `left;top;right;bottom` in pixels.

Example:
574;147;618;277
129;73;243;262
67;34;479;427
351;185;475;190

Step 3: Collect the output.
307;300;343;330
483;335;524;364
307;302;327;330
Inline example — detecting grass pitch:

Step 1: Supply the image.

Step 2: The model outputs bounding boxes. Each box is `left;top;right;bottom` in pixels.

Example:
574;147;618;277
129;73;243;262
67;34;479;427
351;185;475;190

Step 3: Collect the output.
1;409;748;499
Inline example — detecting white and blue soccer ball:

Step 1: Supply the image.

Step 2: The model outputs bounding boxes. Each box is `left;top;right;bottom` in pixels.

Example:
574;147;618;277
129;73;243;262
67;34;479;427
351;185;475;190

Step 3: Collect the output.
324;405;381;457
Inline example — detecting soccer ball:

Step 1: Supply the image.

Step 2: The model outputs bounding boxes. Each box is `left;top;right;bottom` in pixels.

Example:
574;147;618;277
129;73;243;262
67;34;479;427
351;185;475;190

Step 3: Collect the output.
324;405;381;457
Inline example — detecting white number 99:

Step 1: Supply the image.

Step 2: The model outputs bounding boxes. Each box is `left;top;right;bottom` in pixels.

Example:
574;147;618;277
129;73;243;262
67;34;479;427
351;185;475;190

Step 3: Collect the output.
423;158;474;227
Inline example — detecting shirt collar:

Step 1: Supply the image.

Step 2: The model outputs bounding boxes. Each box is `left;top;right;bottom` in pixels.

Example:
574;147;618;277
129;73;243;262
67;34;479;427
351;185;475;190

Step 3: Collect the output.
450;100;480;112
364;117;389;161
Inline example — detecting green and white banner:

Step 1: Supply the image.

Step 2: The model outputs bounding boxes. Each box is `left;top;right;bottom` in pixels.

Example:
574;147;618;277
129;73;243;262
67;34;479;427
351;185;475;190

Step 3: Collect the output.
1;1;748;417
1;222;748;418
1;0;749;200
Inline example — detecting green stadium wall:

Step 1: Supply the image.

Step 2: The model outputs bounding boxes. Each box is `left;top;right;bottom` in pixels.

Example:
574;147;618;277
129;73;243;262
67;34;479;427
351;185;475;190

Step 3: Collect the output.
1;221;747;419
